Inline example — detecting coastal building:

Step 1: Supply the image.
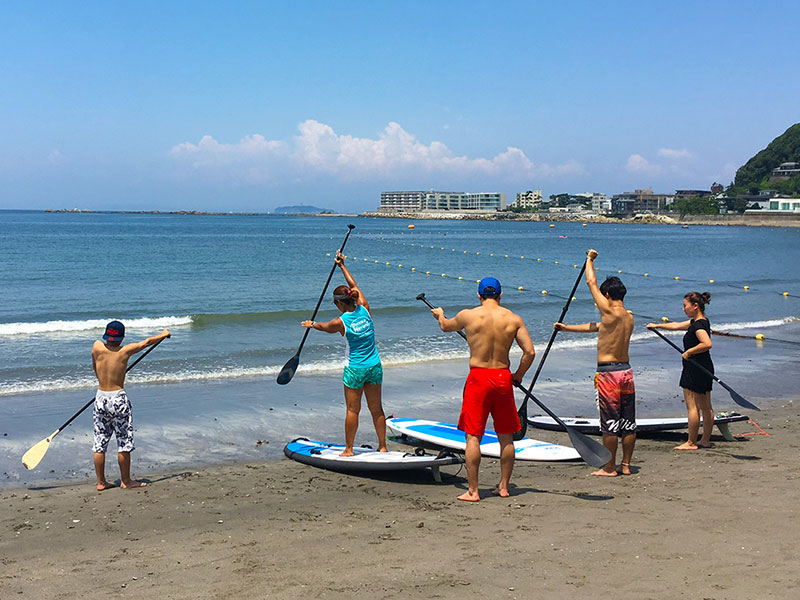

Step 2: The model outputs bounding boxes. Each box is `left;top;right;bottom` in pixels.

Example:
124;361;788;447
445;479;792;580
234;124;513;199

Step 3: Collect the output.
769;162;800;181
674;189;712;198
512;189;542;209
611;188;673;216
572;192;610;214
379;190;507;213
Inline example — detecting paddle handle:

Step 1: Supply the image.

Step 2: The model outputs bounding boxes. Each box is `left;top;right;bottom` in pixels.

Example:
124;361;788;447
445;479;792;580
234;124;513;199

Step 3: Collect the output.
416;294;467;341
295;224;355;355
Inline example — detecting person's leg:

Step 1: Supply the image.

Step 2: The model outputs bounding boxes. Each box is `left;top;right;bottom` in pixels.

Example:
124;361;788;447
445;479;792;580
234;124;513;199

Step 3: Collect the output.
697;391;714;447
493;433;515;497
93;452;114;490
676;389;700;449
620;433;636;475
592;434;619;476
363;383;387;451
342;385;363;456
117;451;146;488
459;434;482;501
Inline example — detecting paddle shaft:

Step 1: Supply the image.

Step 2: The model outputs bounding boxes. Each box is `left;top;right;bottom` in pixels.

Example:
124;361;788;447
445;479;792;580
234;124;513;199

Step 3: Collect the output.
650;328;759;411
521;260;586;400
294;225;355;356
54;338;165;435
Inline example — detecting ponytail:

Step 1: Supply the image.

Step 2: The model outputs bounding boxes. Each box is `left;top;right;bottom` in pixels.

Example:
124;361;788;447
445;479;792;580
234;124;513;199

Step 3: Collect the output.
684;291;711;310
332;285;356;306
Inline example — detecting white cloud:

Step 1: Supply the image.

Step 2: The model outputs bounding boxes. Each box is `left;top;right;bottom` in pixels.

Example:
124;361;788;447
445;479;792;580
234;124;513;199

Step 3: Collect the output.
657;148;693;159
171;120;582;184
625;154;662;175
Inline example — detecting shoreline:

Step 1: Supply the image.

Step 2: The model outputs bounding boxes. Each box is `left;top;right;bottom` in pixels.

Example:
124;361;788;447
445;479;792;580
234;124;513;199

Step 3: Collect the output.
9;208;797;227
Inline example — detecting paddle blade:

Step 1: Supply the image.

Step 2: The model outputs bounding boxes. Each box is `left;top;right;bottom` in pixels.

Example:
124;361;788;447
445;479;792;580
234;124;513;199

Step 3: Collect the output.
565;427;612;468
722;383;760;411
513;401;528;441
276;354;300;385
22;430;59;470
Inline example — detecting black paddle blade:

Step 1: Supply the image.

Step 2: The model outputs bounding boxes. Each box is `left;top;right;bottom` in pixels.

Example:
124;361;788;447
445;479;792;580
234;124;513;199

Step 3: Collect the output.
276;354;300;385
513;401;528;441
565;427;612;468
722;382;760;411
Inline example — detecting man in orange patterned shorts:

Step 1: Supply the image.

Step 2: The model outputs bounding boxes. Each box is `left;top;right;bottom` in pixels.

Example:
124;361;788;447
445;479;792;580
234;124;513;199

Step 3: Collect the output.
554;249;636;476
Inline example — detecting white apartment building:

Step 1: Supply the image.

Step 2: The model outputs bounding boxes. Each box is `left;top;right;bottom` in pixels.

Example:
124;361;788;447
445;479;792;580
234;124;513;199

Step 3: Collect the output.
512;189;542;209
573;192;611;214
379;190;507;212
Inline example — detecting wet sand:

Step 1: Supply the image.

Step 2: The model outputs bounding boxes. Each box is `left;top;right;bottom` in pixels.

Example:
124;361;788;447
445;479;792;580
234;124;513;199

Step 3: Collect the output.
2;397;799;599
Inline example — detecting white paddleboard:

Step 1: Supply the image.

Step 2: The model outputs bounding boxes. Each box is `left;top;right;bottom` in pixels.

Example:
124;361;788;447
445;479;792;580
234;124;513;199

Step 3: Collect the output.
386;418;580;462
283;438;463;474
527;412;749;434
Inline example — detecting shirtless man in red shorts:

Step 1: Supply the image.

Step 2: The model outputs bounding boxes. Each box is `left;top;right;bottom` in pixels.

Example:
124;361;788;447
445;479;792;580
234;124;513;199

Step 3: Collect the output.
431;277;535;501
555;249;636;476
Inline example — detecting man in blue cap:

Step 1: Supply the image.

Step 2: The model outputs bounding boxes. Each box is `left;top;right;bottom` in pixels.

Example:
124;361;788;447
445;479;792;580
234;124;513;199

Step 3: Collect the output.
430;277;535;501
91;321;171;490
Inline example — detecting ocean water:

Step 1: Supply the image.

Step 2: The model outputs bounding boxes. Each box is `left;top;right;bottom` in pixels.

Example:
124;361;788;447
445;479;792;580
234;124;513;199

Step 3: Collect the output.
1;210;799;486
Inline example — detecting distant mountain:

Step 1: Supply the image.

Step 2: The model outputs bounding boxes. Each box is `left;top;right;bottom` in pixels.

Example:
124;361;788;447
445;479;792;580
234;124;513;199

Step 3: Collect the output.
730;123;800;196
273;205;334;214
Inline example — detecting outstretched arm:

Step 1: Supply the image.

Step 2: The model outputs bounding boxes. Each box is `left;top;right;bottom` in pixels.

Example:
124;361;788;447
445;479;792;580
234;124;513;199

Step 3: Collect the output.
336;250;369;311
646;320;691;331
123;329;171;357
301;317;345;335
431;307;465;333
555;321;599;333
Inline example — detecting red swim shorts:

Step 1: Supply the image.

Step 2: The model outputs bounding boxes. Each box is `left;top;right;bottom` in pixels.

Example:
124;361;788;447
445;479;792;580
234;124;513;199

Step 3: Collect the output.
458;368;520;437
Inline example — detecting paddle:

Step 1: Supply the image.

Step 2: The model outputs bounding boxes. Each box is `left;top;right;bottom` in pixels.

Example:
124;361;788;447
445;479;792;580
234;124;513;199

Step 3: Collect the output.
277;224;356;385
22;338;165;470
416;293;612;468
515;259;586;440
649;328;760;411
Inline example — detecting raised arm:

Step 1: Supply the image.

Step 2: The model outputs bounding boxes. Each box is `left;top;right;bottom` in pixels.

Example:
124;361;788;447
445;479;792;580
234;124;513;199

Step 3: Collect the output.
336;250;369;311
584;249;610;314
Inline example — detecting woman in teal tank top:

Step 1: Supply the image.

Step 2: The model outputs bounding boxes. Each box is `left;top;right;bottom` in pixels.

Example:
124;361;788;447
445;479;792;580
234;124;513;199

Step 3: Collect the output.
301;250;387;456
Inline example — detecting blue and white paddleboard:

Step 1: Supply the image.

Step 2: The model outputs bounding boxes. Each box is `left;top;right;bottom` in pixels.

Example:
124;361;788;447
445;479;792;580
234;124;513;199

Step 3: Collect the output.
386;418;581;462
283;438;463;475
527;413;749;434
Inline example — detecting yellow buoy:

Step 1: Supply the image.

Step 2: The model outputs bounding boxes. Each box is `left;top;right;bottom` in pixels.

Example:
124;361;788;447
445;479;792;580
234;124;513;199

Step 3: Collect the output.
411;267;416;271
425;271;431;275
618;270;623;274
476;252;480;255
709;279;714;283
783;291;789;296
458;276;463;280
572;296;576;301
541;290;548;295
744;285;749;290
441;273;446;277
549;224;555;228
537;258;541;262
407;224;415;229
554;261;559;265
520;256;524;259
518;286;524;291
627;310;633;315
490;253;494;257
644;273;649;277
574;264;579;268
463;250;467;254
504;254;509;258
674;276;680;280
386;262;390;266
398;264;402;268
755;333;765;340
326;253;331;256
662;317;669;322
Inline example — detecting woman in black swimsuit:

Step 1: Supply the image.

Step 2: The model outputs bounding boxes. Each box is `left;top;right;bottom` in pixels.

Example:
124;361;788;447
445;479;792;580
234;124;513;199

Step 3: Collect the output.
647;292;714;450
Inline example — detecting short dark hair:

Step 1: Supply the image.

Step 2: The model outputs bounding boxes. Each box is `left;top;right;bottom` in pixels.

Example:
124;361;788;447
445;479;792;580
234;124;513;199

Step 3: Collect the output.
599;276;626;300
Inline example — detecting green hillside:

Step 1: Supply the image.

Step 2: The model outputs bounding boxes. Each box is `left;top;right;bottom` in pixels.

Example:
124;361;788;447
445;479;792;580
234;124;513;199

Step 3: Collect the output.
730;123;800;196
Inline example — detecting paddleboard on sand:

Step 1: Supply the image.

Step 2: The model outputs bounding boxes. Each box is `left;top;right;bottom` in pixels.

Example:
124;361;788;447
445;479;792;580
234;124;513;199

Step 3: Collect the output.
527;412;749;435
283;438;463;479
386;418;581;462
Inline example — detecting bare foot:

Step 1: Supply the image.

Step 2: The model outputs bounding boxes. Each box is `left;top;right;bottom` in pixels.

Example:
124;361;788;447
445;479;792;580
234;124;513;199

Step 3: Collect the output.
120;480;147;489
591;468;618;477
339;449;355;457
378;447;388;453
619;463;632;476
96;481;115;491
457;491;480;502
674;442;699;450
491;487;510;497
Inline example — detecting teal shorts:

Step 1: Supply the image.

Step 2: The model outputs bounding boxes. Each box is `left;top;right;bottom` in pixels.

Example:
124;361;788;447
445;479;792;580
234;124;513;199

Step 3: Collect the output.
343;363;383;389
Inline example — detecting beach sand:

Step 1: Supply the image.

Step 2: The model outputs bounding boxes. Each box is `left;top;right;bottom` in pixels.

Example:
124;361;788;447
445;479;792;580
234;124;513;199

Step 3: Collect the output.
2;396;799;599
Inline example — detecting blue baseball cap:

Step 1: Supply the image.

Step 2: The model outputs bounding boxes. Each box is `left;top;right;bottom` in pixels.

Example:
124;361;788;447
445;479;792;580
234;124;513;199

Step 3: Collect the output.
103;320;125;342
478;277;502;297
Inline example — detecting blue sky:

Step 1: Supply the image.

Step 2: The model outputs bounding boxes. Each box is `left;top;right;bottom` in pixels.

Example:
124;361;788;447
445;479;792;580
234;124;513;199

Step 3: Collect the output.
1;1;798;212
